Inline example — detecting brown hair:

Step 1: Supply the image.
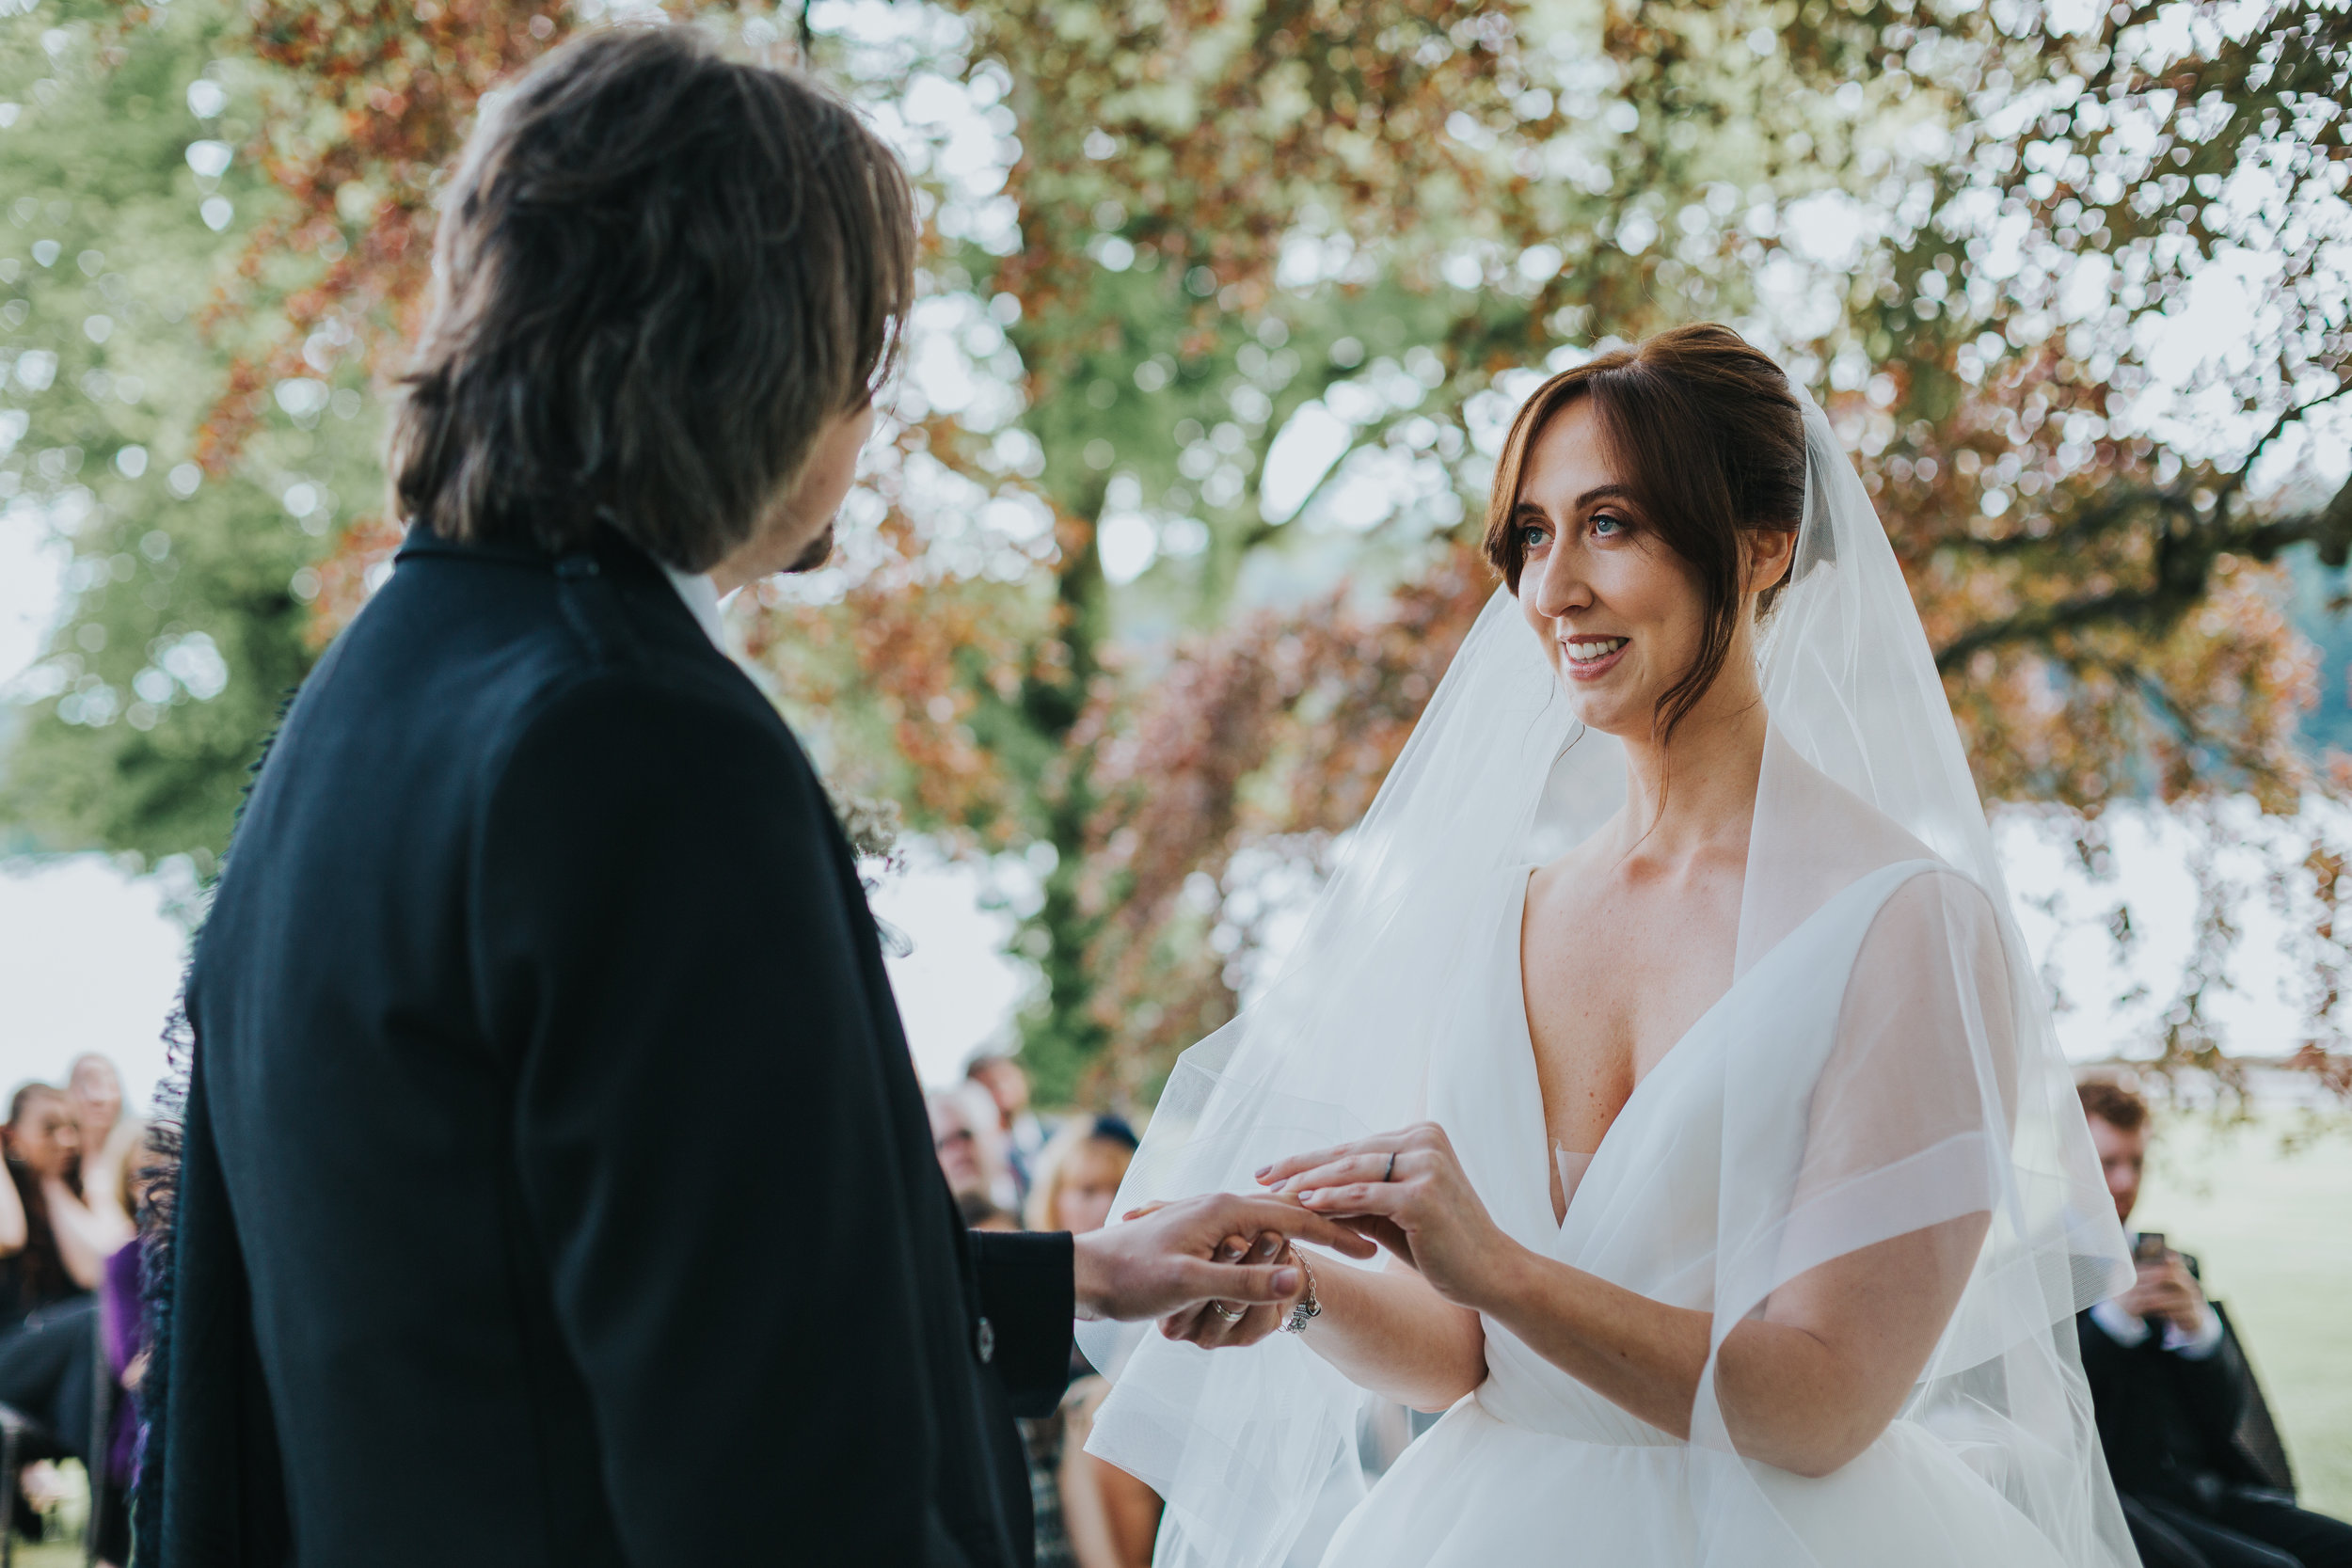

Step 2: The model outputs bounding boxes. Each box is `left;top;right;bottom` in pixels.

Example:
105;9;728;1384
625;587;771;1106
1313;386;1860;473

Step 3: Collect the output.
1023;1118;1139;1233
1483;323;1806;740
5;1083;59;1131
389;27;914;571
2076;1077;2150;1134
2;1085;72;1311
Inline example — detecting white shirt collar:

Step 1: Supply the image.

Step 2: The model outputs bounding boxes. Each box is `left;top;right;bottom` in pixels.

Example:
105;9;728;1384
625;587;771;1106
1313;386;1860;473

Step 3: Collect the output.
659;562;727;652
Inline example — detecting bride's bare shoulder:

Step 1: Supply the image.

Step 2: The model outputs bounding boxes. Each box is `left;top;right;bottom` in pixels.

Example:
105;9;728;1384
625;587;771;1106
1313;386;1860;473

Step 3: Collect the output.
1770;744;1939;868
1788;761;2007;937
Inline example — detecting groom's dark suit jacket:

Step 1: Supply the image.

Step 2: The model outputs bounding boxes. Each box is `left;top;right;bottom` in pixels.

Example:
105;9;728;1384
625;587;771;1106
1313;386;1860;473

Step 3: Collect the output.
142;525;1073;1568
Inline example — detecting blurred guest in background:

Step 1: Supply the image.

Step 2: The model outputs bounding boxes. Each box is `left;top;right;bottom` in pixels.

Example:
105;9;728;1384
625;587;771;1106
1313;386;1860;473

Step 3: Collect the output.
90;1126;165;1568
1024;1116;1161;1568
928;1087;995;1205
0;1082;128;1472
968;1053;1051;1199
65;1056;120;1163
0;1087;81;1322
66;1054;138;1229
961;1079;1024;1213
930;1081;1021;1212
1024;1117;1139;1238
2076;1078;2350;1568
961;1196;1021;1233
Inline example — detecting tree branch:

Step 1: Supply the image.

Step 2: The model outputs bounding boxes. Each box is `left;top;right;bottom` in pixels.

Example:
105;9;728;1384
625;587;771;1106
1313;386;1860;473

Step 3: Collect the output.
1934;585;2185;671
2213;378;2352;516
1934;468;2352;670
1969;485;2192;558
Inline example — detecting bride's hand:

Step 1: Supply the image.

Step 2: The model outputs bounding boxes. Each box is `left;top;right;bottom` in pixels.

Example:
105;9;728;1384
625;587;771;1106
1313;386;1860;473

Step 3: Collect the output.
1119;1200;1313;1350
1256;1123;1516;1309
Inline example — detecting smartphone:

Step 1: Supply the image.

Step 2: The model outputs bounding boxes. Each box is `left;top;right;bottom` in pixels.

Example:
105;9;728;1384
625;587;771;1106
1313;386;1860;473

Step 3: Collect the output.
2132;1230;2167;1263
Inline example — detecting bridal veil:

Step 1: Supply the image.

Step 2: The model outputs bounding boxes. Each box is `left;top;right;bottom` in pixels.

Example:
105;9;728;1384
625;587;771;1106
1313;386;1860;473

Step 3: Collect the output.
1074;386;2138;1568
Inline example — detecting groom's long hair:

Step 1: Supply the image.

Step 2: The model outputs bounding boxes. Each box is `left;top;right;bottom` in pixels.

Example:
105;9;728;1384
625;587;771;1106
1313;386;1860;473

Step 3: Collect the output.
389;26;914;573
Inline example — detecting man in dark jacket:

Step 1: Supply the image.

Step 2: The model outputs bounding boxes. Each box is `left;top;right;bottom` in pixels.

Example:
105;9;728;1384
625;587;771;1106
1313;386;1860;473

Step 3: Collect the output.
138;29;1361;1568
2075;1080;2350;1568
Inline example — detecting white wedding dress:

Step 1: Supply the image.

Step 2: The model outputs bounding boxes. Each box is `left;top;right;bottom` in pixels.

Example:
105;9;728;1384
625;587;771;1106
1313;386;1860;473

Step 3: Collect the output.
1076;388;2139;1568
1318;862;2074;1568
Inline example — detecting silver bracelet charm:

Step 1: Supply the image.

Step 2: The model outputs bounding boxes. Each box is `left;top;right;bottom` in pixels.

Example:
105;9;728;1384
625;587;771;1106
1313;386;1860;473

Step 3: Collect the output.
1279;1252;1320;1334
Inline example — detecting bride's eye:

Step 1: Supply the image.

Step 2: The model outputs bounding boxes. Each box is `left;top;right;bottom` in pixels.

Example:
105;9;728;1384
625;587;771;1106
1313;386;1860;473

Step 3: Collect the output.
1518;522;1551;551
1591;512;1629;539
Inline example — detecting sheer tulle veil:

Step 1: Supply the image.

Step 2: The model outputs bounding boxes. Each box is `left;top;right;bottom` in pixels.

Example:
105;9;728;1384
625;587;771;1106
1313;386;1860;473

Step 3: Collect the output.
1074;384;2137;1568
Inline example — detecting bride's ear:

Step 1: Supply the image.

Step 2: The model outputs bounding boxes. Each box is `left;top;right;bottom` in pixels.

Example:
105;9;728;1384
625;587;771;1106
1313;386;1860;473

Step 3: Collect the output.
1743;526;1799;599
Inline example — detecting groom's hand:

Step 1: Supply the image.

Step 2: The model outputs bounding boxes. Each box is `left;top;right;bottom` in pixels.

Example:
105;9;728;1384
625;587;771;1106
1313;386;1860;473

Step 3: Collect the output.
1072;1192;1375;1324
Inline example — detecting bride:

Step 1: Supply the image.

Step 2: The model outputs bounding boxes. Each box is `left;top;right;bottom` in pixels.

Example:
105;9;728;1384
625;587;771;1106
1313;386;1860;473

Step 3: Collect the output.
1073;324;2141;1567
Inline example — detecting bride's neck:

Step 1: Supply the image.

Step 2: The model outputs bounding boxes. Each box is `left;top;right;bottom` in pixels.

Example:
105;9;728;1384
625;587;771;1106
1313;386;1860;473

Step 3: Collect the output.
1613;670;1768;865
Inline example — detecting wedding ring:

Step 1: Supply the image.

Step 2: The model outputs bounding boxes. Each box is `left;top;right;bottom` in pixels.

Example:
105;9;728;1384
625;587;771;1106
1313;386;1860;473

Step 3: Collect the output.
1208;1301;1246;1322
1383;1150;1398;1181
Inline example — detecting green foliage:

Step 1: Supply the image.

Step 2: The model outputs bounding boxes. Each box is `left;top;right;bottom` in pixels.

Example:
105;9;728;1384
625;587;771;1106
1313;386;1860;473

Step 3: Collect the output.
0;0;384;870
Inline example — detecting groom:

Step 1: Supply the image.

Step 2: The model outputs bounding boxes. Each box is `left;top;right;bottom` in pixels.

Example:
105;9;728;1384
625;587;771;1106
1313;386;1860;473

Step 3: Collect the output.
139;28;1358;1568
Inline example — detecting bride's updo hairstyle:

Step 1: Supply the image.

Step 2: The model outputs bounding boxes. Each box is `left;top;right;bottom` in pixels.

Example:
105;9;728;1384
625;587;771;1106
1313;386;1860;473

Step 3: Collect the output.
1483;323;1806;738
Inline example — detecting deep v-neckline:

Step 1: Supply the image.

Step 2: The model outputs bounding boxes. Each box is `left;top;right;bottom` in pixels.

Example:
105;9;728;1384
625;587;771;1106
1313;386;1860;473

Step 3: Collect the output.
1511;860;1937;1229
1511;868;1745;1228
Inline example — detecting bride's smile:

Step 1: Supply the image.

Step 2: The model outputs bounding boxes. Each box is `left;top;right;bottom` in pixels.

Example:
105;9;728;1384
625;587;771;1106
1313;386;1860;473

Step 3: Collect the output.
1559;635;1629;677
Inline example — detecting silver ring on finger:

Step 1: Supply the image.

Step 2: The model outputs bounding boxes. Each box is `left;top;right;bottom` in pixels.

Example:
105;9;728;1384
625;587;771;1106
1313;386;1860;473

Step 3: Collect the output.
1383;1150;1398;1181
1208;1301;1246;1322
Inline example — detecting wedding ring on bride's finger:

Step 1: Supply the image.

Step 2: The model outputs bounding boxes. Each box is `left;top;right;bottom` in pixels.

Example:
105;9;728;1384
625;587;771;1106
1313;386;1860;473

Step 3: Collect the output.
1207;1301;1246;1322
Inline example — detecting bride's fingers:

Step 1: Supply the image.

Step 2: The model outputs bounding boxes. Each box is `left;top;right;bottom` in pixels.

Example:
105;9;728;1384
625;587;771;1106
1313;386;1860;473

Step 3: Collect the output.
1163;1297;1279;1349
1257;1124;1441;1188
1169;1230;1297;1347
1270;1150;1402;1197
1338;1213;1413;1260
1295;1180;1409;1216
1223;1301;1285;1347
1159;1304;1210;1340
1194;1195;1378;1260
1255;1137;1389;1187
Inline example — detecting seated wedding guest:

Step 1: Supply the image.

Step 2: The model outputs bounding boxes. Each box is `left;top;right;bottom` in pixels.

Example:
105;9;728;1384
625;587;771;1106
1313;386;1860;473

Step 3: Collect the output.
967;1053;1050;1198
90;1237;139;1568
65;1055;137;1228
961;1078;1024;1212
2077;1078;2351;1568
1024;1117;1161;1568
1022;1116;1140;1238
0;1084;124;1470
929;1087;995;1203
88;1128;165;1568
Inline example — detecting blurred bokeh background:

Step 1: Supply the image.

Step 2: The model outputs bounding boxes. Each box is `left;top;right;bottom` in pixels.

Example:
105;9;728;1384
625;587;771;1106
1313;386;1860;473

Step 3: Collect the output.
0;0;2348;1528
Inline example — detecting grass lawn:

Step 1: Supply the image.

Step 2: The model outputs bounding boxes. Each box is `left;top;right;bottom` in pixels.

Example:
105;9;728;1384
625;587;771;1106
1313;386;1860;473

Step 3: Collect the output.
2132;1112;2352;1518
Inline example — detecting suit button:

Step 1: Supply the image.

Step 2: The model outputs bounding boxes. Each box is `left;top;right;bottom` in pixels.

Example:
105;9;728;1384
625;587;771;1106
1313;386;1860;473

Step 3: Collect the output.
976;1316;996;1365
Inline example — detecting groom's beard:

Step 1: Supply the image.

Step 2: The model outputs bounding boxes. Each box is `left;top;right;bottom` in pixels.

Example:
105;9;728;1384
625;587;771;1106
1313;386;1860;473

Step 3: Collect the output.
786;522;834;574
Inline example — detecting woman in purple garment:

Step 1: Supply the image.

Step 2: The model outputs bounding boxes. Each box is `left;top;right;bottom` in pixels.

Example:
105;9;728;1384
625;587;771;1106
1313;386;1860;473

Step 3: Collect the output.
91;1129;159;1568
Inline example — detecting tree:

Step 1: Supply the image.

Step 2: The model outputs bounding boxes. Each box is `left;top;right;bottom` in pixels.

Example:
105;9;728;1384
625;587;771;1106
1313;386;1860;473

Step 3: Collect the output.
782;0;2352;1103
4;0;2346;1105
0;0;369;868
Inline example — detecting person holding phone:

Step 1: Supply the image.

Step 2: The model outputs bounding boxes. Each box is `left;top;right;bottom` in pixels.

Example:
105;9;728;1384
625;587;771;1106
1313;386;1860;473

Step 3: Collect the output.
2076;1079;2351;1568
